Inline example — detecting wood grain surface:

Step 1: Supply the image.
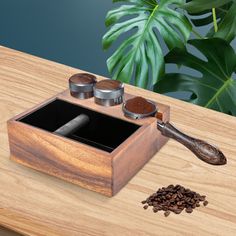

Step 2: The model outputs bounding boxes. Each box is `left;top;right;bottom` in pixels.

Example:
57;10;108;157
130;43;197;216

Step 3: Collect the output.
8;120;113;196
1;46;236;235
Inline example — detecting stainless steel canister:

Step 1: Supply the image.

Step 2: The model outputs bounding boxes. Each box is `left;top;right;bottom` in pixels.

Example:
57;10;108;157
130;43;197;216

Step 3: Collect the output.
93;80;124;106
69;73;97;99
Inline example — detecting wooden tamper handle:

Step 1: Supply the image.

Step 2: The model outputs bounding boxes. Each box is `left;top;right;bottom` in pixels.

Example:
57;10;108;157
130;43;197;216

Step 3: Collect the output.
157;122;227;165
54;114;90;137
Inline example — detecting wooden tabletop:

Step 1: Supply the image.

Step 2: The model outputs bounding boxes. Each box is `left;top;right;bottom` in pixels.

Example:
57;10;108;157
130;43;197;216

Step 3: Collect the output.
0;46;236;236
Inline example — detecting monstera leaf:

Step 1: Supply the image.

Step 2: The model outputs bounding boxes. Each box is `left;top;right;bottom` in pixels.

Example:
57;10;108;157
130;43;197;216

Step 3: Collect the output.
183;0;233;13
185;2;231;27
182;0;236;42
154;38;236;115
102;0;192;89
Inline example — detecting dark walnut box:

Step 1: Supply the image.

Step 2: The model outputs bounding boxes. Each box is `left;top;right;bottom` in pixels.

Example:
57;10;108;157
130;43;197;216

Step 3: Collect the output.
7;90;170;197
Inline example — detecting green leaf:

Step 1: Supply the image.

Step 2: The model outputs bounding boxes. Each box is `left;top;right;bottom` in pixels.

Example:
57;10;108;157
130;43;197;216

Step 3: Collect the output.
154;38;236;115
183;0;233;13
102;0;192;89
182;0;236;42
186;3;231;27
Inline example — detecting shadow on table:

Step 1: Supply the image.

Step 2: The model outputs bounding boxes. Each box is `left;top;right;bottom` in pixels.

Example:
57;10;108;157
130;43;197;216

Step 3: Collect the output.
0;226;22;236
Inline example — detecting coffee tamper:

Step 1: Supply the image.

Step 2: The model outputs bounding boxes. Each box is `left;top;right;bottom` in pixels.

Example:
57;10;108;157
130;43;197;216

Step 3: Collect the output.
69;73;97;99
93;80;124;106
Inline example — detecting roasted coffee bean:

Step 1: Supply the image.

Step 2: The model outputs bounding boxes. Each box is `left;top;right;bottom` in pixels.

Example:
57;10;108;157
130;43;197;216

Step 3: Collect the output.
186;208;193;213
172;194;177;199
141;184;208;216
177;192;183;198
177;201;182;206
175;209;183;214
186;197;191;202
164;211;171;217
203;201;208;206
153;208;158;213
200;196;206;201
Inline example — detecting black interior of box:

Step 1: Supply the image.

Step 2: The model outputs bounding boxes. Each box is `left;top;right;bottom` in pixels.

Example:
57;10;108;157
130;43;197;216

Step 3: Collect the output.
19;99;140;152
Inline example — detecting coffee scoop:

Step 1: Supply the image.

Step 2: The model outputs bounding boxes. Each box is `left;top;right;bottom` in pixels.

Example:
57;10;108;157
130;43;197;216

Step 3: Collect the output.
122;97;227;166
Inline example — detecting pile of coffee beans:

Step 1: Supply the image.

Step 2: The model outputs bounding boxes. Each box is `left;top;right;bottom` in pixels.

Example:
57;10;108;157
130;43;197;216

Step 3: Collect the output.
141;185;208;217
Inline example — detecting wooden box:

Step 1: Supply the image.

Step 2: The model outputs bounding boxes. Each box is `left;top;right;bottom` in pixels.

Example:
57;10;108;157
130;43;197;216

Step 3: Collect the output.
7;90;170;197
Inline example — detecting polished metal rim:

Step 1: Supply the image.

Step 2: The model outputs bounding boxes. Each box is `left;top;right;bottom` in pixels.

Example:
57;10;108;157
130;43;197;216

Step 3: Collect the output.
95;96;123;107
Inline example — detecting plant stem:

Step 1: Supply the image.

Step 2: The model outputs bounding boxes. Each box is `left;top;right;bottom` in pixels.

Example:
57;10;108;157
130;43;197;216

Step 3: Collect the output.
192;29;203;39
212;8;218;32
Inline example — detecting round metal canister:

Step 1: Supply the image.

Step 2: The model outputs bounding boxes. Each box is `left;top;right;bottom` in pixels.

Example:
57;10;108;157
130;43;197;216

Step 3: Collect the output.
69;73;97;99
93;80;124;106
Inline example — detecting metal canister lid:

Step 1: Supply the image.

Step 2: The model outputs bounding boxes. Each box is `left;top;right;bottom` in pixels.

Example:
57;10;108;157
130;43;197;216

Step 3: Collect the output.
69;73;97;99
93;80;124;106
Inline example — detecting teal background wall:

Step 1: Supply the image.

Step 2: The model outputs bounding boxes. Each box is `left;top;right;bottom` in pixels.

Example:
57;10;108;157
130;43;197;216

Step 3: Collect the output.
0;0;115;76
0;0;235;99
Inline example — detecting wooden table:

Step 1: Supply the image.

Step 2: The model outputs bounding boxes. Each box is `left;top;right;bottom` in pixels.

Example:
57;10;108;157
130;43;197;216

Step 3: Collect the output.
0;46;236;236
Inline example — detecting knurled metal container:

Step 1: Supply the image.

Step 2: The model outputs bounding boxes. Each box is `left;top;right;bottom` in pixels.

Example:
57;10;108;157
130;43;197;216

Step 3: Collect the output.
94;80;124;106
69;73;97;99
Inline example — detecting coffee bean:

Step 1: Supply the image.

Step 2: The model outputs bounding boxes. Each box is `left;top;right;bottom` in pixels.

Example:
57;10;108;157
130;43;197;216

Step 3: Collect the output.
186;208;193;213
143;205;148;210
164;211;170;217
172;194;177;199
177;201;182;206
186;197;191;202
141;200;147;204
200;196;206;201
153;208;158;213
177;192;183;198
174;209;183;214
203;201;208;206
